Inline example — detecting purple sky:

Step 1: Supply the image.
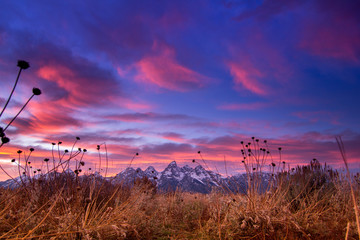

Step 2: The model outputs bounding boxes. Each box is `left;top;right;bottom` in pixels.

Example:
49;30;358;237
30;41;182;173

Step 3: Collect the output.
0;0;359;180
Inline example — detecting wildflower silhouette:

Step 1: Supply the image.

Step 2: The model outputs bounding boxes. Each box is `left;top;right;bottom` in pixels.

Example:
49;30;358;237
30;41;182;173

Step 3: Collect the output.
0;60;42;148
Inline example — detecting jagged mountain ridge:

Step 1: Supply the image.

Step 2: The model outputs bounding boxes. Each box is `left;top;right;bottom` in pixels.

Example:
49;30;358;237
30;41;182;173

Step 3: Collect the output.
113;161;223;193
0;161;272;193
112;161;271;193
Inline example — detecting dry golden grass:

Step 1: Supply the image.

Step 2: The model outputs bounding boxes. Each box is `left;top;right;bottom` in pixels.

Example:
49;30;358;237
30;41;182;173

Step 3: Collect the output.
0;160;359;240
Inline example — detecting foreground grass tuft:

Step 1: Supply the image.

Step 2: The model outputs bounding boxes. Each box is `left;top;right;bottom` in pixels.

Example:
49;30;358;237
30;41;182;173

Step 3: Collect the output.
0;160;359;239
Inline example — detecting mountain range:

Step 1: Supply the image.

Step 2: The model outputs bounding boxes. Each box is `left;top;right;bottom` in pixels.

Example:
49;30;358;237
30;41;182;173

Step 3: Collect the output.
0;161;272;193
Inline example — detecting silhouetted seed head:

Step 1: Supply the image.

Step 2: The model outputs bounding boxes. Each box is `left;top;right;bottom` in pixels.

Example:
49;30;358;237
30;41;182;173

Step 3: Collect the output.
97;145;100;150
83;149;87;152
89;168;91;170
152;171;154;173
256;139;259;142
17;150;22;154
78;148;81;151
245;145;248;148
76;137;80;140
252;137;255;140
278;147;282;151
248;154;251;156
243;157;246;159
44;158;49;162
28;162;31;164
282;161;286;164
64;149;69;153
271;163;276;167
136;152;139;156
33;170;36;174
264;140;267;143
241;160;245;163
23;172;25;175
79;169;82;172
192;159;195;163
313;158;317;161
253;168;256;171
74;170;79;174
32;88;41;95
248;142;251;145
52;143;56;145
11;159;15;162
37;169;41;171
58;141;62;145
248;149;251;152
266;151;270;154
80;161;85;166
291;168;295;171
1;136;10;144
240;141;244;144
29;148;34;152
260;148;263;151
17;60;30;70
198;151;201;154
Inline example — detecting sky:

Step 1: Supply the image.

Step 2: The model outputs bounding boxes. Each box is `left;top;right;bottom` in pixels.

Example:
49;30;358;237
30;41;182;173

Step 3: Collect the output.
0;0;359;180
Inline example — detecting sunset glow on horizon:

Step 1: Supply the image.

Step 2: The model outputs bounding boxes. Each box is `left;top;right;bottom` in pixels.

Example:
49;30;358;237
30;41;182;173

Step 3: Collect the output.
0;0;359;180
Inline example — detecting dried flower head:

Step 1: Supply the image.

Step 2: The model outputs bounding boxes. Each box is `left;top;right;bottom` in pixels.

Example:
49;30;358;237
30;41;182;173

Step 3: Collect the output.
83;149;87;152
1;136;10;144
29;148;34;152
32;88;41;96
192;159;195;163
271;163;276;167
17;60;30;70
44;158;49;162
76;137;80;140
17;150;22;154
11;159;15;162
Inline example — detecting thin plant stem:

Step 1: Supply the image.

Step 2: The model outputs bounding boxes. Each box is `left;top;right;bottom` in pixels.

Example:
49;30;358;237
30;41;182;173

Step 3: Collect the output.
0;68;22;119
3;94;34;132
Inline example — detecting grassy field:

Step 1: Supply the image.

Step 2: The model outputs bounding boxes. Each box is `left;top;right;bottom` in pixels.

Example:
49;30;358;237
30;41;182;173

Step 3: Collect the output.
0;157;359;240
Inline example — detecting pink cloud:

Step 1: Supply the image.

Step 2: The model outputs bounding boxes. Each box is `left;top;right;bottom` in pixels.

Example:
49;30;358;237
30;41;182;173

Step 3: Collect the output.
226;29;294;97
135;42;211;92
227;61;267;96
160;132;186;142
